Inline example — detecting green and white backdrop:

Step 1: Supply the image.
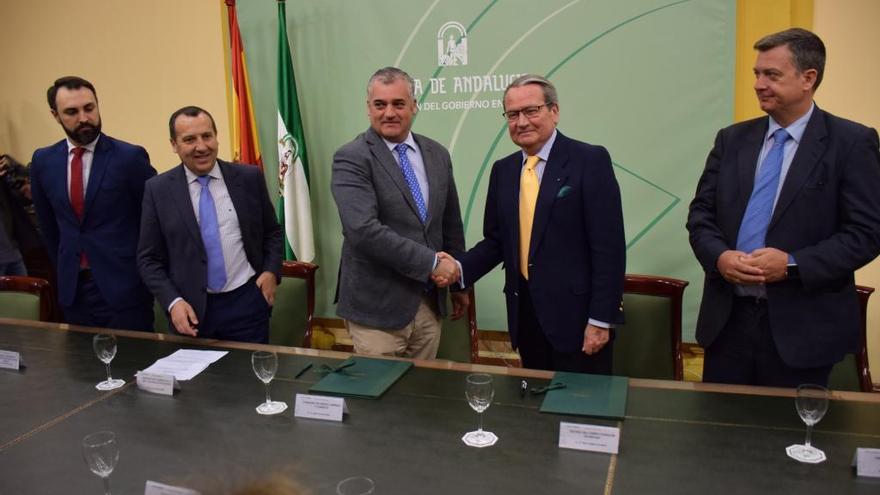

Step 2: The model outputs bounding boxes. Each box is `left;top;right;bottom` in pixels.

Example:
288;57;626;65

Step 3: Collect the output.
235;0;736;342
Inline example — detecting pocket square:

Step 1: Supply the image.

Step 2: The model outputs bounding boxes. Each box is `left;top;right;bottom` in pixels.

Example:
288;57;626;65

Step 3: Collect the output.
556;185;573;198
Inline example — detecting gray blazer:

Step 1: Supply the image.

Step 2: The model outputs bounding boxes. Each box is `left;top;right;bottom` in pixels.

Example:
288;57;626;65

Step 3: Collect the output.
331;127;465;329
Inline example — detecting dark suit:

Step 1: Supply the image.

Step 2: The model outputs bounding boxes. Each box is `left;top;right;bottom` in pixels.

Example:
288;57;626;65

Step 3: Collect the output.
0;160;41;273
137;160;282;341
331;127;465;330
687;107;880;383
459;131;626;371
29;134;156;330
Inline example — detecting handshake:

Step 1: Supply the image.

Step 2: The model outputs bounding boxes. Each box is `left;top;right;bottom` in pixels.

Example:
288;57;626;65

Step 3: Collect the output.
431;251;461;288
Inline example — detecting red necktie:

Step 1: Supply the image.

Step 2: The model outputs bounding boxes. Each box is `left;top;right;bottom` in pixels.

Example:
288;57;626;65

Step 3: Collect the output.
70;147;88;268
70;147;86;219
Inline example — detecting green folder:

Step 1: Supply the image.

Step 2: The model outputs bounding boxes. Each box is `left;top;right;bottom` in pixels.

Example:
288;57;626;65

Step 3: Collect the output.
539;372;628;419
308;357;413;399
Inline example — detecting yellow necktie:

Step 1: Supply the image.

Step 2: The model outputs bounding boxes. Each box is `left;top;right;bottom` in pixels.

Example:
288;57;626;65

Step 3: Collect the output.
519;155;540;279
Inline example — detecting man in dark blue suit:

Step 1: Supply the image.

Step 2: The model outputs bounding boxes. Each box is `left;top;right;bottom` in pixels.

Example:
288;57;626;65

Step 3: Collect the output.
30;77;156;330
449;75;626;373
137;107;282;343
687;29;880;387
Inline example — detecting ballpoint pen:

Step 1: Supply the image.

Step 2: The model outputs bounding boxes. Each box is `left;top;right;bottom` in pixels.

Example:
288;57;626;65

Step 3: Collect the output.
530;383;567;395
294;362;312;379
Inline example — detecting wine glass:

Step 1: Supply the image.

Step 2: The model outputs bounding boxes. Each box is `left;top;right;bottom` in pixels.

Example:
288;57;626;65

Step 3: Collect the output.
92;334;125;391
336;476;375;495
252;351;287;415
786;384;830;463
82;431;119;495
462;373;498;447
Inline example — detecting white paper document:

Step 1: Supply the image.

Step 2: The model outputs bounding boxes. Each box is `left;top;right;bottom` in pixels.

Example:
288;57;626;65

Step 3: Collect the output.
140;349;227;381
0;350;21;370
144;480;201;495
294;394;347;422
558;422;620;454
854;448;880;478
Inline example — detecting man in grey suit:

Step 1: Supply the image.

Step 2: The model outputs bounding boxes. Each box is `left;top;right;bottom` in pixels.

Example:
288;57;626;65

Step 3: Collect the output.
331;66;466;359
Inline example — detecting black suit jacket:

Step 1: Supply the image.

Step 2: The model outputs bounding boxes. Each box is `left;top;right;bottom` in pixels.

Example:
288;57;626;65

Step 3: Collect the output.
137;161;282;323
687;107;880;368
459;131;626;352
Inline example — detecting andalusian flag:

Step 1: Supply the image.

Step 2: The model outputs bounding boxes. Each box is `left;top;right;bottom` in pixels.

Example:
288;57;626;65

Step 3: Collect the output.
225;0;262;169
276;0;314;262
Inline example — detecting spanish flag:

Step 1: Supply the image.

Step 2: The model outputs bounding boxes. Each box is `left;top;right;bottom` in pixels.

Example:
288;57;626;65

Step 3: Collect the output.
225;0;262;170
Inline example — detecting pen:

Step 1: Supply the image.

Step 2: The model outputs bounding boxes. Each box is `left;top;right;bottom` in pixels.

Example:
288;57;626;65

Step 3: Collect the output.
294;363;312;379
331;360;356;373
530;382;567;395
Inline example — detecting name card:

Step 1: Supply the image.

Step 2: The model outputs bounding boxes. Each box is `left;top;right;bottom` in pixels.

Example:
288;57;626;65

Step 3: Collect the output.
854;448;880;478
144;480;201;495
0;350;21;370
294;393;347;422
558;422;620;454
136;372;179;396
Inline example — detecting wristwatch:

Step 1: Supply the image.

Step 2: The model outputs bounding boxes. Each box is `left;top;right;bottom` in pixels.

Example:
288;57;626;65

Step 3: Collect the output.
786;264;800;280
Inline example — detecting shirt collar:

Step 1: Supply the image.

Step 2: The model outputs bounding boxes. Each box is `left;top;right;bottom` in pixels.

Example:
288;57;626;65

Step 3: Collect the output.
521;129;558;164
767;102;814;144
184;161;222;183
383;133;418;154
66;135;100;154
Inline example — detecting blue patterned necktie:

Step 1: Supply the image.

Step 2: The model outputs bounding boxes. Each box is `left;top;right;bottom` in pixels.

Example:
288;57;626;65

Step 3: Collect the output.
395;143;427;223
736;128;792;254
197;176;227;291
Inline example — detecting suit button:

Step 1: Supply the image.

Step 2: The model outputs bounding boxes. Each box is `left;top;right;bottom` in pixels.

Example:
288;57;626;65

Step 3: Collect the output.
513;291;519;297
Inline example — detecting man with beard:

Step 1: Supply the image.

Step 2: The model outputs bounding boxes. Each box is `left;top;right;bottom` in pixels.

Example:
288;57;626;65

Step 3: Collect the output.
30;76;156;330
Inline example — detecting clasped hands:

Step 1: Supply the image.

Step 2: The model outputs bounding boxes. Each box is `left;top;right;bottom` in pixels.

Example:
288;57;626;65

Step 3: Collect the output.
716;247;789;285
431;251;461;288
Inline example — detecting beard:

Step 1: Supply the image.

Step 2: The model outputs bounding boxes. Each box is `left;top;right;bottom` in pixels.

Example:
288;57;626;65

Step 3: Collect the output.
64;119;102;145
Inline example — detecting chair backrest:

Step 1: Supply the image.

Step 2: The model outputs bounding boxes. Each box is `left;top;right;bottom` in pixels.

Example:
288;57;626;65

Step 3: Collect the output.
828;285;874;393
269;261;318;347
0;276;54;321
613;274;688;380
466;290;522;367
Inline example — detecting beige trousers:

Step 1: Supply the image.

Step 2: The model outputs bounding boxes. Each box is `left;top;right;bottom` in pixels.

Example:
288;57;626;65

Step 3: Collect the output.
346;296;441;360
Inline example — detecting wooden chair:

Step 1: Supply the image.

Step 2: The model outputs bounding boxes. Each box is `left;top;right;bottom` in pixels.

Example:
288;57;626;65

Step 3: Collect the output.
828;285;875;393
467;289;522;367
0;276;54;321
269;260;318;347
613;274;689;380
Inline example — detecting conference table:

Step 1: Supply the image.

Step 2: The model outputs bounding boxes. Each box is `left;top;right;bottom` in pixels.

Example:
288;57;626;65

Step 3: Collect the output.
1;318;878;494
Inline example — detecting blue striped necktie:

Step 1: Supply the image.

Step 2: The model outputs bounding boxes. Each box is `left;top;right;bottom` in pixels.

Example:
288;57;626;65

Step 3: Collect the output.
395;143;427;223
197;176;227;291
736;128;792;254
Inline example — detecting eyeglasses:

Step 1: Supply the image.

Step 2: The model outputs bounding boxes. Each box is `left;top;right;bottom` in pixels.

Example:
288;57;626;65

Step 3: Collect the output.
502;103;550;122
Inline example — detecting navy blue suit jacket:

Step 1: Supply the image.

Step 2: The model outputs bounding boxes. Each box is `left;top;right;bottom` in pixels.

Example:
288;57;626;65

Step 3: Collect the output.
459;132;626;352
30;134;156;308
137;161;282;324
687;107;880;368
